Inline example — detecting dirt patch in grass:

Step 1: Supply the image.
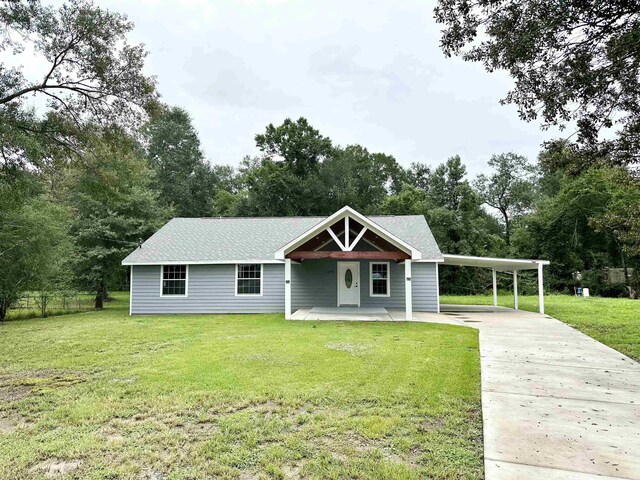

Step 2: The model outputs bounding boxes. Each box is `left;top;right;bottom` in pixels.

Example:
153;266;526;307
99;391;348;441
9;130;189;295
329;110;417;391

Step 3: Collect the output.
281;463;302;479
0;369;85;403
0;412;29;433
418;417;446;432
324;342;373;356
29;459;82;478
0;383;33;402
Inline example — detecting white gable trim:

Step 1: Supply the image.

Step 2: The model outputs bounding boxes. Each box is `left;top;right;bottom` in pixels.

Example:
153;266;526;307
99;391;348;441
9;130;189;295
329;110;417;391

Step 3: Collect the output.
274;206;422;260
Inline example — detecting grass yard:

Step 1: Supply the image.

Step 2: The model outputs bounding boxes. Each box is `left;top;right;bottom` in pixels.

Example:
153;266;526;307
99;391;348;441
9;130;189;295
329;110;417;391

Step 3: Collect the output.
441;294;640;362
0;293;482;480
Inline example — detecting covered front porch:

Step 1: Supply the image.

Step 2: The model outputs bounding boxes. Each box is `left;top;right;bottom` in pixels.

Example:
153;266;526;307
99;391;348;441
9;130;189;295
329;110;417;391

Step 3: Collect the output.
276;207;427;321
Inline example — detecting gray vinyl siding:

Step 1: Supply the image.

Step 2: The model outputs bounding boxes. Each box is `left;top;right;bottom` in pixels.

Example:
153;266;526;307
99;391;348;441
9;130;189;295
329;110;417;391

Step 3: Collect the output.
411;262;439;312
130;264;284;315
291;259;336;310
131;260;439;315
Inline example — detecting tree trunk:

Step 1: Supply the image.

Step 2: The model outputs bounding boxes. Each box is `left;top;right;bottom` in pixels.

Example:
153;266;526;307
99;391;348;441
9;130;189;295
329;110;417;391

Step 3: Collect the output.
95;276;105;309
0;298;8;321
101;280;109;303
501;208;511;246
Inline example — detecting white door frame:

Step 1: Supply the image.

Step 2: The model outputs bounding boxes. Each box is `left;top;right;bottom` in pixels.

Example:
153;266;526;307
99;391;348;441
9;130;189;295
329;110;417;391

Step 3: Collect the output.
337;261;360;307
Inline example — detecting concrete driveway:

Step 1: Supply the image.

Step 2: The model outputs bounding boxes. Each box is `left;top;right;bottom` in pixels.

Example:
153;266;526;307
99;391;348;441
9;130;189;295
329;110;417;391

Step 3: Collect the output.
441;305;640;480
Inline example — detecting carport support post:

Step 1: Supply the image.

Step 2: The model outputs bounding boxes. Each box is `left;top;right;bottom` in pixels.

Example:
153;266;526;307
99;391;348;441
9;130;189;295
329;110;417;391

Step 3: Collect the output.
513;270;518;310
285;258;292;320
492;268;498;306
405;259;412;321
538;262;544;315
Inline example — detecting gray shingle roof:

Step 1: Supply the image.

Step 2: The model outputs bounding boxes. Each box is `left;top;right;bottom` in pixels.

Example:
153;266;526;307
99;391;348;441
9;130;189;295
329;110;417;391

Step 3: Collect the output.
122;214;442;264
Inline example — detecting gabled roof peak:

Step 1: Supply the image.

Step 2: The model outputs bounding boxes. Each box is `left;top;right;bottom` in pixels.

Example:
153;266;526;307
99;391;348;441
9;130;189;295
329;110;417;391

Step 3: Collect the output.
273;206;423;260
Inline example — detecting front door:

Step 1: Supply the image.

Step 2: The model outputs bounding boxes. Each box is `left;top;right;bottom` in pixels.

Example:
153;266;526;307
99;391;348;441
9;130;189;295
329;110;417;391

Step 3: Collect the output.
337;262;360;306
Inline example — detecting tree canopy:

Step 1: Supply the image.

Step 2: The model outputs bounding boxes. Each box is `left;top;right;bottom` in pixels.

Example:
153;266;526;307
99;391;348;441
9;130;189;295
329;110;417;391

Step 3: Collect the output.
435;0;640;166
255;117;333;176
0;0;156;164
475;153;538;246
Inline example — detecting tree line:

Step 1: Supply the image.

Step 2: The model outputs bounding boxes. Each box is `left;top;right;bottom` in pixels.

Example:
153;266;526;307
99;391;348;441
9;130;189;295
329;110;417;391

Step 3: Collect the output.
1;0;639;319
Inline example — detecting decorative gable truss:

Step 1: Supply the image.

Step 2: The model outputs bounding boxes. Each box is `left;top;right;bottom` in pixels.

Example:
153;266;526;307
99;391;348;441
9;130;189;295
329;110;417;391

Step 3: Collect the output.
274;206;421;261
326;216;368;252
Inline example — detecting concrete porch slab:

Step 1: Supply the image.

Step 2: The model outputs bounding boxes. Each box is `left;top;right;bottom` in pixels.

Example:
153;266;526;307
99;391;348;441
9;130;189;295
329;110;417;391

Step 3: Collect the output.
291;306;394;321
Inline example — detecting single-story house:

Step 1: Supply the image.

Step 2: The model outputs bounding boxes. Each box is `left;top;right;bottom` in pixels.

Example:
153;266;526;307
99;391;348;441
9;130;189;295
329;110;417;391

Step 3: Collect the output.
123;206;549;319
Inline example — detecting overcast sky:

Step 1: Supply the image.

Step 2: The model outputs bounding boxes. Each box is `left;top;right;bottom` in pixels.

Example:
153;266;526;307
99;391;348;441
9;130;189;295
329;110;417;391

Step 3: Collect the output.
92;1;565;175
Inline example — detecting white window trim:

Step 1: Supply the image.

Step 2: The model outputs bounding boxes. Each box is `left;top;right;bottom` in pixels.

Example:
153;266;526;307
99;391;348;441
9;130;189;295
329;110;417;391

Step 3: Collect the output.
370;261;390;297
160;264;189;297
235;263;263;297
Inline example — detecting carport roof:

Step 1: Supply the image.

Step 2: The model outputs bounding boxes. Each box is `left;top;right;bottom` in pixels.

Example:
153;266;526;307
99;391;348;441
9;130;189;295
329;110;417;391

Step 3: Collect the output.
442;254;549;272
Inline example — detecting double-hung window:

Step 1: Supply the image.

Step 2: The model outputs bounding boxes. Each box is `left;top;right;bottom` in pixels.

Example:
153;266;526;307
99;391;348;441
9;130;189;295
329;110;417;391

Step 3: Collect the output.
236;264;262;295
162;265;187;296
370;262;390;297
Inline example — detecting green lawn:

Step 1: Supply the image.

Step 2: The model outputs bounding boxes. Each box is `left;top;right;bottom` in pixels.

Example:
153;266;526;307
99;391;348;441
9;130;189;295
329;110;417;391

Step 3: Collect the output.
441;294;640;362
0;293;482;480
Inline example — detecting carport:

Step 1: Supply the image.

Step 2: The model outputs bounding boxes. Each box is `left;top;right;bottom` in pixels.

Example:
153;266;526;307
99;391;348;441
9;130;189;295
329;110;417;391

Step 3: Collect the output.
441;254;550;314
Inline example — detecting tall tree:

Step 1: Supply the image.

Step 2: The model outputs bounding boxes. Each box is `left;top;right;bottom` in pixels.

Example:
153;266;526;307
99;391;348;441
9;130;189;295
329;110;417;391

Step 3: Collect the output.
255;117;333;176
142;105;228;217
589;169;640;260
0;168;71;320
474;153;538;246
382;156;503;294
426;156;503;256
319;145;407;214
511;168;634;290
435;0;640;165
428;155;468;211
234;157;324;216
65;130;167;308
0;0;156;164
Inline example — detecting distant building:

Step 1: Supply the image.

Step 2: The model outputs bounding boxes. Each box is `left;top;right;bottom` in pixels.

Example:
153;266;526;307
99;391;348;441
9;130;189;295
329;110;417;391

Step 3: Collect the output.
603;267;635;285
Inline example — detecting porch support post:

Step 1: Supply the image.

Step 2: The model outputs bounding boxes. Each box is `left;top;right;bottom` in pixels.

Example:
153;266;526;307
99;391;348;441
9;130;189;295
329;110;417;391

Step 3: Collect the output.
285;258;292;320
435;262;440;314
129;265;133;316
405;259;412;321
538;262;544;315
513;270;518;310
492;268;498;306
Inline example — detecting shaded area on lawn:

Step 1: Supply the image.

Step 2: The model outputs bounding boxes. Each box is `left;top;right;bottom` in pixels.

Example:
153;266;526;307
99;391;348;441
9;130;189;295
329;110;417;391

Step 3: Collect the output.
441;294;640;362
0;293;483;479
